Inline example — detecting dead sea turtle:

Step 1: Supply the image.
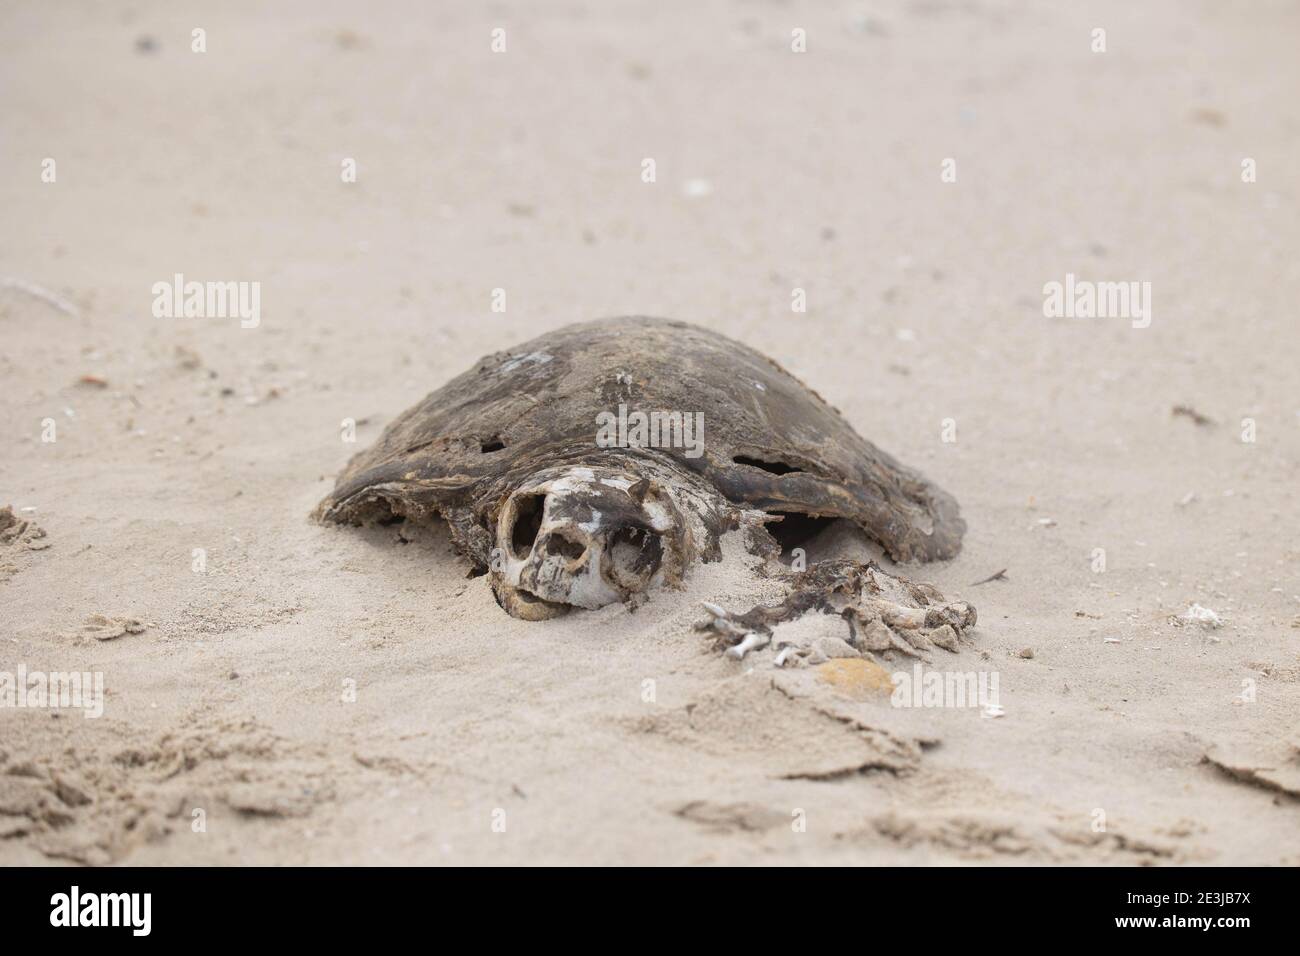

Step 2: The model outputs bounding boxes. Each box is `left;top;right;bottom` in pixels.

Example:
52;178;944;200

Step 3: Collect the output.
315;317;968;629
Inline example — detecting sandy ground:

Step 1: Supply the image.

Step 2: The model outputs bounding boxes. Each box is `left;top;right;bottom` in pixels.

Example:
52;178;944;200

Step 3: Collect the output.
2;0;1298;865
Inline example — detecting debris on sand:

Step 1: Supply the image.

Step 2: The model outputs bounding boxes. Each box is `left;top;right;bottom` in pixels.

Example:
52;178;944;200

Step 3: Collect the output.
76;374;109;388
1173;604;1223;629
0;506;48;551
724;631;769;661
763;614;867;667
334;29;370;52
672;800;788;833
67;615;146;642
174;345;202;370
807;635;861;664
699;559;976;664
971;568;1007;586
1203;743;1300;798
1172;404;1215;427
815;658;895;697
0;277;79;317
1189;107;1227;128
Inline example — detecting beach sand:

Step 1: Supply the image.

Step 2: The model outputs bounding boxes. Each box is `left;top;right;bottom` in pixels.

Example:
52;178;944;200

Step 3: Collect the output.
2;0;1297;864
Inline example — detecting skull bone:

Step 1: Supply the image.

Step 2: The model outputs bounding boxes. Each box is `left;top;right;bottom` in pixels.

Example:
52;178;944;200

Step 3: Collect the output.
490;467;690;619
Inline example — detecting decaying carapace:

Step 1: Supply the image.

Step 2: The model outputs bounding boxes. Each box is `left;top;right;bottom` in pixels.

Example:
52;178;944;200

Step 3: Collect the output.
315;317;967;623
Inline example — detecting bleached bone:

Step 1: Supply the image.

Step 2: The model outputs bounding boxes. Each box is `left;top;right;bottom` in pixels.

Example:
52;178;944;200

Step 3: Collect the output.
725;632;770;660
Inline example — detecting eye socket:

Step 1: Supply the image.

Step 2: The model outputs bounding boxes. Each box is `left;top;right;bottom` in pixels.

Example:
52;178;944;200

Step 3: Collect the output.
509;494;545;558
606;527;663;585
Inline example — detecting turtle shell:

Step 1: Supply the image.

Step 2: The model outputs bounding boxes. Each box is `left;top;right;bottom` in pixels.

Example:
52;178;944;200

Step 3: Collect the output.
316;316;964;564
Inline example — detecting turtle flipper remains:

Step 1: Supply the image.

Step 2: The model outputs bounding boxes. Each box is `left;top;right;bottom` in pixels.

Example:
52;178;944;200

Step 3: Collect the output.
696;559;977;662
315;317;967;619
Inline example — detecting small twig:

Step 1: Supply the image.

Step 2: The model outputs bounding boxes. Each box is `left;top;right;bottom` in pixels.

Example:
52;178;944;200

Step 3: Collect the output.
970;568;1008;586
0;277;79;317
1172;404;1214;427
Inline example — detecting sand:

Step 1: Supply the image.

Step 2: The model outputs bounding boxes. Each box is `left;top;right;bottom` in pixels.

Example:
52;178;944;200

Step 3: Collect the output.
1;0;1297;865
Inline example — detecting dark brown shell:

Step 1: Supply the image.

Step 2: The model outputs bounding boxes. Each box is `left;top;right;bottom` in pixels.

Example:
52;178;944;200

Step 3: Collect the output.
316;316;964;563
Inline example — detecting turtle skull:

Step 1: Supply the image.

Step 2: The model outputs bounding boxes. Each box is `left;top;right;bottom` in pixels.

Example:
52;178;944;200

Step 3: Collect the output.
491;467;691;620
